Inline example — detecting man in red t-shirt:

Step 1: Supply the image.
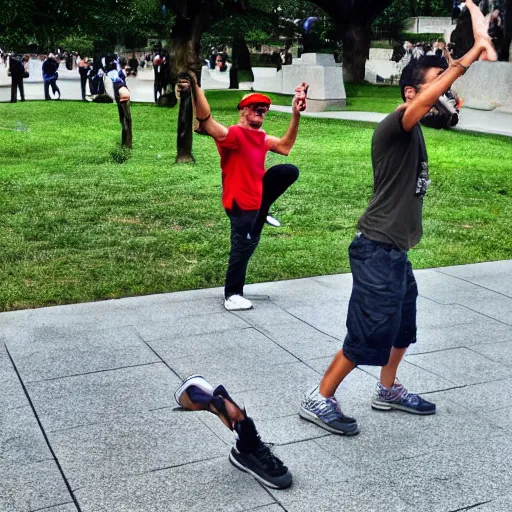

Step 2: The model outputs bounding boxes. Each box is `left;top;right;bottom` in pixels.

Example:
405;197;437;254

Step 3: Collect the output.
178;74;307;311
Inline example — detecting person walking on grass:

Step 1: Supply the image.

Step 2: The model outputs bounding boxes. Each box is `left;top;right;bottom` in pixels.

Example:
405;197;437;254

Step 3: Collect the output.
175;375;292;489
177;74;308;312
299;0;497;435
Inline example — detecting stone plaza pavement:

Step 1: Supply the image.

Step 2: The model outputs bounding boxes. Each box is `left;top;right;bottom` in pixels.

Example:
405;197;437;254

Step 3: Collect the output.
2;260;512;512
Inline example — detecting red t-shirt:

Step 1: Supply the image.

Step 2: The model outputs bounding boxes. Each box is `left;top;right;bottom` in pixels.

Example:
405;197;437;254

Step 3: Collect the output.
216;125;268;210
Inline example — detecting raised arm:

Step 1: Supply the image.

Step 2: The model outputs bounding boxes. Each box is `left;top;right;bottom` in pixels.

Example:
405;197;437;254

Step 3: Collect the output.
402;0;497;132
266;82;308;156
176;73;228;141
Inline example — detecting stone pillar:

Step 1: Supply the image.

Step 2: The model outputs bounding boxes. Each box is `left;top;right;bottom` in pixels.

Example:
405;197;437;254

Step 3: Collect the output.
281;53;346;112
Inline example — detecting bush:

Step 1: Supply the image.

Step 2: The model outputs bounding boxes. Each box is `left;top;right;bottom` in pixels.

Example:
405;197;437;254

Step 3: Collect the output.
250;53;279;68
110;146;131;164
370;40;395;49
57;34;95;57
400;32;445;44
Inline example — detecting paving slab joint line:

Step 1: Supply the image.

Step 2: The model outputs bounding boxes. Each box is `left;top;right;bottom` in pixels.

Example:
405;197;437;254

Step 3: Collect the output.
257;482;289;511
401;345;467;357
25;360;162;384
48;421;102;435
131;328;182;381
147;454;226;474
435;268;512;300
278;432;331;446
464;344;512;367
121;330;235;447
243;324;304;367
420;374;512;397
387;358;459;387
194;411;232;447
448;500;493;512
455;303;512;327
29;501;76;512
266;297;343;342
4;344;83;512
240;300;345;376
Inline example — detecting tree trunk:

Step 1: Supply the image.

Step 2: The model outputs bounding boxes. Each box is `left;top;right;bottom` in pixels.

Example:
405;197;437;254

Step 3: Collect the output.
170;10;203;163
342;22;370;83
176;89;194;163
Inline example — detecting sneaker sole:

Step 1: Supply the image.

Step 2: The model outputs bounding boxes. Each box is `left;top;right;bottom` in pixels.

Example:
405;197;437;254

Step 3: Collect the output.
224;303;254;311
371;400;436;415
299;407;359;436
265;218;281;227
174;374;214;407
228;450;292;490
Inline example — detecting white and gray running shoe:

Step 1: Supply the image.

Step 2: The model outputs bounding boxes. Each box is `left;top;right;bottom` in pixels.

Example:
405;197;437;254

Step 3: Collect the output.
300;385;359;435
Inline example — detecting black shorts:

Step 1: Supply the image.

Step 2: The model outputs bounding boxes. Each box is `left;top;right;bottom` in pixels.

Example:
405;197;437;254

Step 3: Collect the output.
342;234;418;367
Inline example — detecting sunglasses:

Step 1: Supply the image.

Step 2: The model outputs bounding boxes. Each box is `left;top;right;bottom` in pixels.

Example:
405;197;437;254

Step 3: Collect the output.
249;104;270;114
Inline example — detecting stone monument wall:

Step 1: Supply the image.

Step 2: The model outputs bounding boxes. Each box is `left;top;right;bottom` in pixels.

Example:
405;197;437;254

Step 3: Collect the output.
369;49;393;61
452;61;512;113
404;17;453;35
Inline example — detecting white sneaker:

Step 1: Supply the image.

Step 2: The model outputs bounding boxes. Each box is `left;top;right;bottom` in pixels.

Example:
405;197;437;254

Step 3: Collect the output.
265;215;281;227
224;295;253;311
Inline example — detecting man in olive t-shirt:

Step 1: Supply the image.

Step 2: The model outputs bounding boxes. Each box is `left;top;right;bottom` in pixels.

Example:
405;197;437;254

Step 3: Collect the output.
299;0;497;436
358;108;429;252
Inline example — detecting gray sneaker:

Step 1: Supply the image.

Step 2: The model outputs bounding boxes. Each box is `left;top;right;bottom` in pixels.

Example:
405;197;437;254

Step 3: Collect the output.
371;381;436;415
299;385;359;435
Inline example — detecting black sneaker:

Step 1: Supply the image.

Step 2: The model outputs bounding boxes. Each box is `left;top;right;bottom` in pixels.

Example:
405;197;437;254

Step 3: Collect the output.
229;445;292;490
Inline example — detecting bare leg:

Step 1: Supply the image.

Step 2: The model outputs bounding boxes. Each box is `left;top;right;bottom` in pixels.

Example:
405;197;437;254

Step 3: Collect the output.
319;349;356;398
465;0;498;60
380;347;407;388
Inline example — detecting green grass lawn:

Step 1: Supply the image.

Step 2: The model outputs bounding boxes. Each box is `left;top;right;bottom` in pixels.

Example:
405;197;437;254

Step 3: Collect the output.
0;94;511;311
265;83;402;113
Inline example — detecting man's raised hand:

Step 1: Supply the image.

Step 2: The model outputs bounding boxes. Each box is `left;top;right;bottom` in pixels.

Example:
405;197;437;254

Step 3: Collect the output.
176;71;198;94
293;82;309;113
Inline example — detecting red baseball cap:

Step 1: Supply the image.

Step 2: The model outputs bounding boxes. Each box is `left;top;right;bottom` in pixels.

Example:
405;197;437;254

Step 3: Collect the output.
237;93;272;110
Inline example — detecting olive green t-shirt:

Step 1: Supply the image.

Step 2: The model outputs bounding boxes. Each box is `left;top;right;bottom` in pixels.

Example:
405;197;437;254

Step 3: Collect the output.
358;108;429;251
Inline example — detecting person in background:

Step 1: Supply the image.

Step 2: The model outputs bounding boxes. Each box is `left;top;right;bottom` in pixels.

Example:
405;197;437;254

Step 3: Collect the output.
9;54;27;103
78;57;91;101
106;61;132;148
215;53;228;72
127;54;139;76
42;53;61;100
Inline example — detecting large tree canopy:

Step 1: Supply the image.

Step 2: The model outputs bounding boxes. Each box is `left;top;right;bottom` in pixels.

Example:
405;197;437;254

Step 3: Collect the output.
0;0;168;52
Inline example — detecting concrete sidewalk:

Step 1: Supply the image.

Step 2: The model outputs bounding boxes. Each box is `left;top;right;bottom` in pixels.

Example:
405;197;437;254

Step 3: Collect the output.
2;260;512;512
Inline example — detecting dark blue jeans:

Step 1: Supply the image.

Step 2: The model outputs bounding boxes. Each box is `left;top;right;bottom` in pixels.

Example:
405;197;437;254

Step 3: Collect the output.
342;234;418;367
224;164;299;298
44;79;60;100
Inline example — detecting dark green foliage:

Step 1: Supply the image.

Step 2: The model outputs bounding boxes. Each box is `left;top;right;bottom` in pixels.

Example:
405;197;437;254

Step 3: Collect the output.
400;32;446;43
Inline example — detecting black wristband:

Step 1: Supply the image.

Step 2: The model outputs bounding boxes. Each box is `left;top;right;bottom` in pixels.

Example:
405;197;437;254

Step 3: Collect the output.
451;62;469;74
196;113;211;123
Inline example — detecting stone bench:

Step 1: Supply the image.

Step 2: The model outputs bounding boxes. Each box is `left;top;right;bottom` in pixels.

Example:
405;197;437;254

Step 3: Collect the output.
452;61;512;113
